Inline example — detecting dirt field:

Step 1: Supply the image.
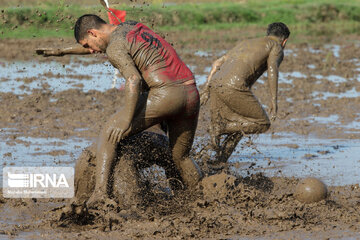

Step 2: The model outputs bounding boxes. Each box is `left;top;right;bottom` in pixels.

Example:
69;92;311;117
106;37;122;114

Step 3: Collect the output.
0;30;360;239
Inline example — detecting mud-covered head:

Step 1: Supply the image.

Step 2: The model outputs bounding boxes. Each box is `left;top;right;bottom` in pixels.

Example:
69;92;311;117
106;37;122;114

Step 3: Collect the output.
74;14;115;53
267;22;290;47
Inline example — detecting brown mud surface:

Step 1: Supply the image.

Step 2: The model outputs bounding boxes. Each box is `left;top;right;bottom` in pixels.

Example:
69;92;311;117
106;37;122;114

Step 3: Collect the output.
1;33;360;238
1;173;359;239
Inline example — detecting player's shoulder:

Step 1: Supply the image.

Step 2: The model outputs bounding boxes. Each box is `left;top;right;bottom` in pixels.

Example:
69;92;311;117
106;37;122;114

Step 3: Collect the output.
235;36;266;47
106;35;127;60
264;36;283;50
110;21;139;39
109;27;125;43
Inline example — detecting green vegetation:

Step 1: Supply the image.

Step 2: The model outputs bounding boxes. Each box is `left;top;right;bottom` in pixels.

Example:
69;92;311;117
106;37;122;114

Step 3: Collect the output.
1;0;360;39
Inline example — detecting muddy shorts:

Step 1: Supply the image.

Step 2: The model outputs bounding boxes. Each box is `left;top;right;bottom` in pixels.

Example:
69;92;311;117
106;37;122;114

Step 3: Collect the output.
210;85;270;126
123;82;199;138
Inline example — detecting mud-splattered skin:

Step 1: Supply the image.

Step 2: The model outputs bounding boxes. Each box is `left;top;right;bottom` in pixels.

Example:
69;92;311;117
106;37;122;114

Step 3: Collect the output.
213;36;283;91
202;35;286;167
89;21;202;206
107;21;195;88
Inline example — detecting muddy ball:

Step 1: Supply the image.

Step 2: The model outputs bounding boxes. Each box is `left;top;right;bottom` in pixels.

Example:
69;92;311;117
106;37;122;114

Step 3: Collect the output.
294;177;327;203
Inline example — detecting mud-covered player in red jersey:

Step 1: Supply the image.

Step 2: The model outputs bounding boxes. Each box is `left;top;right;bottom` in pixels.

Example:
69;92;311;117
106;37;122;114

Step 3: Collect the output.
73;14;203;206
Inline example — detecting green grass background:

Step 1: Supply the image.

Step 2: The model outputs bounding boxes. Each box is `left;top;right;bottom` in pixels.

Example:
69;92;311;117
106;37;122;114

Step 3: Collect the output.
1;0;360;40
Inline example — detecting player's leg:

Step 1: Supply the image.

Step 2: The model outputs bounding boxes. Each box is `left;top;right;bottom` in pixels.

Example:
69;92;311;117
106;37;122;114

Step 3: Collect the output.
208;113;243;170
166;84;202;189
167;116;203;189
223;113;270;135
207;132;243;172
209;88;240;162
207;88;269;171
217;132;243;163
220;89;270;135
209;88;226;151
215;90;269;168
88;93;161;206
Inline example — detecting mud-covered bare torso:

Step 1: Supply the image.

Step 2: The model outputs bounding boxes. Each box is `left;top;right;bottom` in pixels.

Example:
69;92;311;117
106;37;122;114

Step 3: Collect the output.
211;36;284;91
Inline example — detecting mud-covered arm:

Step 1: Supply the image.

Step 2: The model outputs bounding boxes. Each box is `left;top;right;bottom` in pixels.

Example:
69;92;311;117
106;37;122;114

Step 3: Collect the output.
267;43;283;121
200;55;227;105
36;45;91;57
106;43;142;143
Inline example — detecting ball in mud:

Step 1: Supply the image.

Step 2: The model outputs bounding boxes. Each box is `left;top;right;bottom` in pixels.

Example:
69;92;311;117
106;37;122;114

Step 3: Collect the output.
294;177;327;203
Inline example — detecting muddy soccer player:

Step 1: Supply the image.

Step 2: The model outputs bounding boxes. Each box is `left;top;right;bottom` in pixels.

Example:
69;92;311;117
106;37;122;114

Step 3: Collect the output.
73;14;202;206
200;22;290;171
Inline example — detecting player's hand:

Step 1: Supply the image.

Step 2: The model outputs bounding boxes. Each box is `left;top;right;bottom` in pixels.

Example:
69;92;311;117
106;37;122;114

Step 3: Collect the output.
108;123;131;145
35;48;64;57
270;102;278;121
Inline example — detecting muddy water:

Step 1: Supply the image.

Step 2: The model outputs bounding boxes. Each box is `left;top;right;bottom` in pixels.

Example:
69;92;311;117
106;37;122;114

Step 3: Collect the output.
0;43;360;238
0;58;122;94
0;133;90;186
229;133;360;186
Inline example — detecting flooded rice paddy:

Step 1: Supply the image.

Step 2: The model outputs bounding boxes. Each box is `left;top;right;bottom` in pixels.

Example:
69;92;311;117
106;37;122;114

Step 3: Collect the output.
0;42;360;239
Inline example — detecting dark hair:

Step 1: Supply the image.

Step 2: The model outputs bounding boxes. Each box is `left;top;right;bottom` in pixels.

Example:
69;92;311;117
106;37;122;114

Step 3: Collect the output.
267;22;290;39
74;14;106;42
